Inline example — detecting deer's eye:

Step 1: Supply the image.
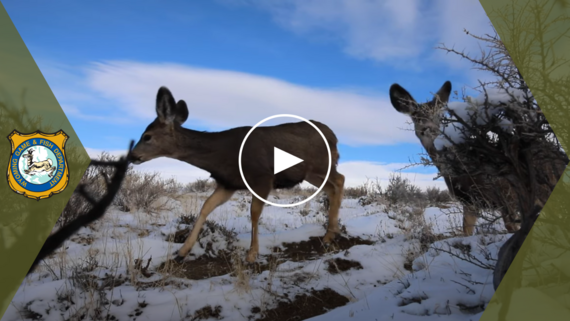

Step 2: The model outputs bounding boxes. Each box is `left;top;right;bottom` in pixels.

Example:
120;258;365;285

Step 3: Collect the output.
143;134;152;142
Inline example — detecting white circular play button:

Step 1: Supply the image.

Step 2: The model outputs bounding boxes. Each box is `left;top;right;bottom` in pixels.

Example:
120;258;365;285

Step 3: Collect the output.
238;114;332;208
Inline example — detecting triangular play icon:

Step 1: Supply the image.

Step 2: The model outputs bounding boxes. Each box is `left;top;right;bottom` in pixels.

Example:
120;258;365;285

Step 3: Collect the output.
274;147;304;175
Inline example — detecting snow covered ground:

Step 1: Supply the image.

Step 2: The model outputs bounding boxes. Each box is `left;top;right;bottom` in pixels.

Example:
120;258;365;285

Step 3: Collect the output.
3;191;509;321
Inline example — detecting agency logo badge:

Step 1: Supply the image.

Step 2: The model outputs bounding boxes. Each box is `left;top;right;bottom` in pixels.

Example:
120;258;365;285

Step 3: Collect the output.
6;130;70;201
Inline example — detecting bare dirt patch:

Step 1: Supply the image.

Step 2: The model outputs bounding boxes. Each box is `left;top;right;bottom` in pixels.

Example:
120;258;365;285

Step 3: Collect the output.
161;253;284;280
325;258;363;274
69;234;95;246
278;235;374;262
159;254;234;280
253;288;349;321
161;231;374;280
190;305;223;320
457;302;485;314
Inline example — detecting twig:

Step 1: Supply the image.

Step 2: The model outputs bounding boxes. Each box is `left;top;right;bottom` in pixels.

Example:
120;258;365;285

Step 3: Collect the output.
27;140;135;275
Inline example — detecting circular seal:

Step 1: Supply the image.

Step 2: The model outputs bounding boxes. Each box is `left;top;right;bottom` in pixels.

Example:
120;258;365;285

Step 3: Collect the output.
10;138;66;193
238;114;332;208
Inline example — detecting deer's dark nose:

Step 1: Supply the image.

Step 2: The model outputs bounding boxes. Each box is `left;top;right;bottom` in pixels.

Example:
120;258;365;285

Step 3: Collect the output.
128;153;143;164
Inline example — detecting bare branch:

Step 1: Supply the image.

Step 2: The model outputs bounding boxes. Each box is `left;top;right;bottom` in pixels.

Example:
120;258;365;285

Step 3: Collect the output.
27;140;135;275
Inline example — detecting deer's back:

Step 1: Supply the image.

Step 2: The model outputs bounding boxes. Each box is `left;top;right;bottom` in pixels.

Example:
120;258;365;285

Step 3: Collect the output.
208;121;339;190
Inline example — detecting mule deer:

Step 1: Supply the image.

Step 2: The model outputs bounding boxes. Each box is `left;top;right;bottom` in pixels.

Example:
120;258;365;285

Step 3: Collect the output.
129;86;345;263
389;81;525;235
22;148;56;177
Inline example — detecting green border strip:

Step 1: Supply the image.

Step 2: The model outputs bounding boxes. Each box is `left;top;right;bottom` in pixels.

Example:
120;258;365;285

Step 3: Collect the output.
0;2;91;318
479;0;570;319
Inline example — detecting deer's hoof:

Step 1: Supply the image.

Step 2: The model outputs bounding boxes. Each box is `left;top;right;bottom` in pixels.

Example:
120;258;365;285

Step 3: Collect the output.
173;251;186;263
322;231;338;245
245;251;258;263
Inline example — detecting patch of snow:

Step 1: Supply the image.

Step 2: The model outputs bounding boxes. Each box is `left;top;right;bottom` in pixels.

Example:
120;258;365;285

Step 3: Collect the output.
3;193;508;321
435;88;528;150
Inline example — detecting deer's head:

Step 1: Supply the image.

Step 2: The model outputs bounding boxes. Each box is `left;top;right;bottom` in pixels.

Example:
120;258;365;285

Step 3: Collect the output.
129;87;189;165
389;81;452;152
22;149;34;159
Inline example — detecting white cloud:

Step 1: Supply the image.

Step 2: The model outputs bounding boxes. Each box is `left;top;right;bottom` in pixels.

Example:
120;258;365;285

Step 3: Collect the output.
84;60;416;146
34;57;134;123
431;0;495;67
225;0;433;66
429;0;498;85
222;0;495;71
338;161;446;190
85;147;445;190
60;104;125;122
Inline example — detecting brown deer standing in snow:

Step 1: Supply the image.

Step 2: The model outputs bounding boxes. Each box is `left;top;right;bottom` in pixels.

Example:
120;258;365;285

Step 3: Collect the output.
22;148;56;177
389;81;522;235
389;81;566;235
129;86;345;263
391;81;567;292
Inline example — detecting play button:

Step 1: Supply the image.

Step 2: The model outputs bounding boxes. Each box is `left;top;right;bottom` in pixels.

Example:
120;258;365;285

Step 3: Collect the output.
274;147;303;175
238;114;332;208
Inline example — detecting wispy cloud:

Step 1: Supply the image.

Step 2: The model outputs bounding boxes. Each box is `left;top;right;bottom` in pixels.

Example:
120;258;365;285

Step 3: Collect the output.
83;60;417;146
34;58;135;124
60;104;128;123
221;0;495;72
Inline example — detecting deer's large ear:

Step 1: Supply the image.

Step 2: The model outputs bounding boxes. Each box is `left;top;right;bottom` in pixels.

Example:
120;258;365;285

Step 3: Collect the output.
389;83;417;115
156;86;178;124
156;87;189;125
432;81;452;105
175;100;189;125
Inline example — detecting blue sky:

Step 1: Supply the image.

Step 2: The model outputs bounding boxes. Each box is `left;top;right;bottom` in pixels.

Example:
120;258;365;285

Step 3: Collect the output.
2;0;495;188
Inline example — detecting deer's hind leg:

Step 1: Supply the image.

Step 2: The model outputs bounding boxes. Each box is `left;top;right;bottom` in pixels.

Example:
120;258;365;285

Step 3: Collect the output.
463;205;478;235
306;171;345;245
246;180;272;263
48;166;56;178
501;208;520;233
176;185;235;261
323;171;345;244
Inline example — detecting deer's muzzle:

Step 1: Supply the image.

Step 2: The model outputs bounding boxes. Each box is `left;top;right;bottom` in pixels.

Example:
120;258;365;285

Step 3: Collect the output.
128;154;144;165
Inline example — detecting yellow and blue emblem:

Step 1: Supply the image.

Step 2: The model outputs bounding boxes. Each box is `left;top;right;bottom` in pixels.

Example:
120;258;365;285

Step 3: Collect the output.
6;130;70;201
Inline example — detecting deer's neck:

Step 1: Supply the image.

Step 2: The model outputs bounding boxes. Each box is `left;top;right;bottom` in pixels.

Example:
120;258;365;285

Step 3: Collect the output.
422;141;446;174
172;128;226;173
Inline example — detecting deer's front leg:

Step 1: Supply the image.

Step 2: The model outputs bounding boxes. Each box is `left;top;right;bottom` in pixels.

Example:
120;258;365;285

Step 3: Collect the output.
175;185;234;261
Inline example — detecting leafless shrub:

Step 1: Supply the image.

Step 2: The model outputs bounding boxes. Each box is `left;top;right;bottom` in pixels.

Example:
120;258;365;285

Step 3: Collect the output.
435;23;568;290
29;142;134;275
277;184;317;198
56;163;105;228
425;186;453;206
184;178;216;193
115;171;181;214
343;184;368;199
385;173;426;208
354;178;385;206
57;152;183;227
